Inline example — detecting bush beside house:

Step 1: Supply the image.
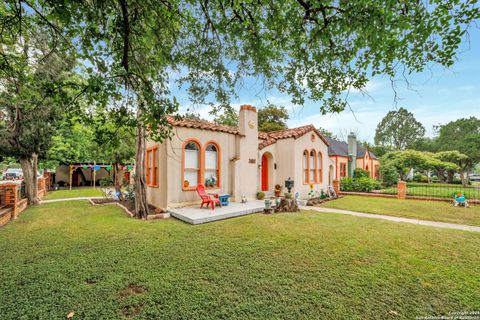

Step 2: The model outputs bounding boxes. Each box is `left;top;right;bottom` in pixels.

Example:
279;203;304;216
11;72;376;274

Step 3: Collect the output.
341;177;381;192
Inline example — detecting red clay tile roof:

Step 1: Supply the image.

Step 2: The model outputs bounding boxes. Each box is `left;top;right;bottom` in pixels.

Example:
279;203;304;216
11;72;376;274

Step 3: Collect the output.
166;116;242;135
166;116;329;149
258;125;330;150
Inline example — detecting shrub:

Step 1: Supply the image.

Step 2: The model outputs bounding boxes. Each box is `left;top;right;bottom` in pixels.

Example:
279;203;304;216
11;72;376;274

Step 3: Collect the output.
99;178;114;187
124;184;135;201
353;168;370;179
256;191;265;200
341;177;381;192
340;177;355;191
379;162;399;187
413;173;428;183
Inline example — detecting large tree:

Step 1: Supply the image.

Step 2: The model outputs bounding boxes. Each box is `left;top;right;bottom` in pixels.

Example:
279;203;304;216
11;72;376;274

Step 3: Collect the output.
258;104;289;132
6;1;478;217
0;11;77;204
374;107;426;150
435;117;480;168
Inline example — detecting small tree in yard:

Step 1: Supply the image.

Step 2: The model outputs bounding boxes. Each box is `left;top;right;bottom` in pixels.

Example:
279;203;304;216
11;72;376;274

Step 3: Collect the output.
379;162;400;187
434;151;471;185
5;1;478;217
92;109;136;199
381;150;458;184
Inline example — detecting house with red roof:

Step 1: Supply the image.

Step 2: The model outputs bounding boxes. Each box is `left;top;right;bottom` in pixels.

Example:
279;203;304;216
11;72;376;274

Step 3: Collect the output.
145;105;377;209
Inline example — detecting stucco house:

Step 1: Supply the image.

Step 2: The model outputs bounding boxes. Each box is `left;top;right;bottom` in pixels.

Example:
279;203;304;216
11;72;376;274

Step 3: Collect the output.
327;135;380;180
145;105;378;209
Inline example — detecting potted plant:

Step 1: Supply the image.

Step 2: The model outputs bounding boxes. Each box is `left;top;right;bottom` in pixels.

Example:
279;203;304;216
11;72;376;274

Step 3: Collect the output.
257;191;265;200
274;184;282;197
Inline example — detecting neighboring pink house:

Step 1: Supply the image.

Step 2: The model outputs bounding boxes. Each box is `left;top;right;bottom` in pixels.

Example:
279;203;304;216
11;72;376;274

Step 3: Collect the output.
145;105;372;209
326;134;380;180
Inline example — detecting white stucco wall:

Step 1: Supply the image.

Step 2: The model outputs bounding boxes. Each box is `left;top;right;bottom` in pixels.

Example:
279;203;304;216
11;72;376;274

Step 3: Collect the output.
292;132;331;198
146;126;242;208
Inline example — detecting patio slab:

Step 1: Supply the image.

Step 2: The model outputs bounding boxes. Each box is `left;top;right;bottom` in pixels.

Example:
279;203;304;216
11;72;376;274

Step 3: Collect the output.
169;200;266;224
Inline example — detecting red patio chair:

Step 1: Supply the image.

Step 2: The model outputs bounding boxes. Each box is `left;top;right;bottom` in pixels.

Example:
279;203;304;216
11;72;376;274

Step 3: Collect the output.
196;184;221;210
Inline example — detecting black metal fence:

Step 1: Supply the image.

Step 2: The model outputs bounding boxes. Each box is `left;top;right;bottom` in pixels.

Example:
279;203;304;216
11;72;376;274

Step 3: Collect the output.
374;183;398;196
405;182;480;200
341;180;480;201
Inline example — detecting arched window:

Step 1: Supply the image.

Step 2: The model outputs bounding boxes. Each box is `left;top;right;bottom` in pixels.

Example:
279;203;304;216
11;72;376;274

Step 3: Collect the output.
183;140;200;189
204;143;220;188
310;150;316;183
318;151;323;183
303;150;309;183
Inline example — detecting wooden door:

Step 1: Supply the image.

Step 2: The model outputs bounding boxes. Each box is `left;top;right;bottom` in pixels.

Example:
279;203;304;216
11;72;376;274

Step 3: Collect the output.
72;170;79;186
261;154;268;191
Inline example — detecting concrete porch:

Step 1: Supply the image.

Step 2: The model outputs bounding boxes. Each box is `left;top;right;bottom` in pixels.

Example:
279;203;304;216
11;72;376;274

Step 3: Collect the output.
169;200;266;224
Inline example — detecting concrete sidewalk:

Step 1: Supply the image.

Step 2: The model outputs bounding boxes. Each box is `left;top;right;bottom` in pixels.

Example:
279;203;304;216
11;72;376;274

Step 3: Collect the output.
301;206;480;233
40;197;104;204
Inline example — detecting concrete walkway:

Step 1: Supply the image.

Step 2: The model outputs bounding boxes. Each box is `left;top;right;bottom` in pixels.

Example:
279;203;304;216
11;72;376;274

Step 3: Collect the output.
300;206;480;233
40;197;104;204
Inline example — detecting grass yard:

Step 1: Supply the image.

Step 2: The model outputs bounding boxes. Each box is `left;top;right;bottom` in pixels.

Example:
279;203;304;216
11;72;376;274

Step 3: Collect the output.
319;195;480;226
1;201;479;319
42;187;104;200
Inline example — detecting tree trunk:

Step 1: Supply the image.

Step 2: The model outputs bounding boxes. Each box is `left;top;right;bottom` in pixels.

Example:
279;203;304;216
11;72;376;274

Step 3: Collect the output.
19;153;39;205
113;162;124;201
446;170;454;184
275;198;300;213
436;169;445;183
460;170;469;187
134;108;149;219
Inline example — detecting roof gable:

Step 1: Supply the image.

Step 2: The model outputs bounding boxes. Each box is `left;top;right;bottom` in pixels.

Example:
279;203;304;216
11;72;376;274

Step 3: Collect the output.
258;125;329;150
326;137;377;159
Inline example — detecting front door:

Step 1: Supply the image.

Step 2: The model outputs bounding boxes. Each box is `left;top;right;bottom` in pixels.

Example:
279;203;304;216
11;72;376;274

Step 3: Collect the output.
72;170;79;186
261;154;268;191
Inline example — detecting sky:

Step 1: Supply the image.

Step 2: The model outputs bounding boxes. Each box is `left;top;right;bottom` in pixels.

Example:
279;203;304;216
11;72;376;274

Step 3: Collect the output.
174;26;480;143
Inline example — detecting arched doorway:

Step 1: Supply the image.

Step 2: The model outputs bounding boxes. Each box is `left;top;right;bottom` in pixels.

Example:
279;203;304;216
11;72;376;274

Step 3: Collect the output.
261;154;269;191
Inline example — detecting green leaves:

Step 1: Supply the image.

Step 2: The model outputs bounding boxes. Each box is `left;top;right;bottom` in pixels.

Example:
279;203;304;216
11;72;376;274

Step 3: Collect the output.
35;0;479;123
258;104;289;132
374;107;426;150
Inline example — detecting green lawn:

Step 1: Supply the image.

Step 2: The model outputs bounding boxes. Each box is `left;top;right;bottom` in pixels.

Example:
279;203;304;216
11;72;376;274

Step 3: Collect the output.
42;187;104;200
319;195;480;226
1;201;479;319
